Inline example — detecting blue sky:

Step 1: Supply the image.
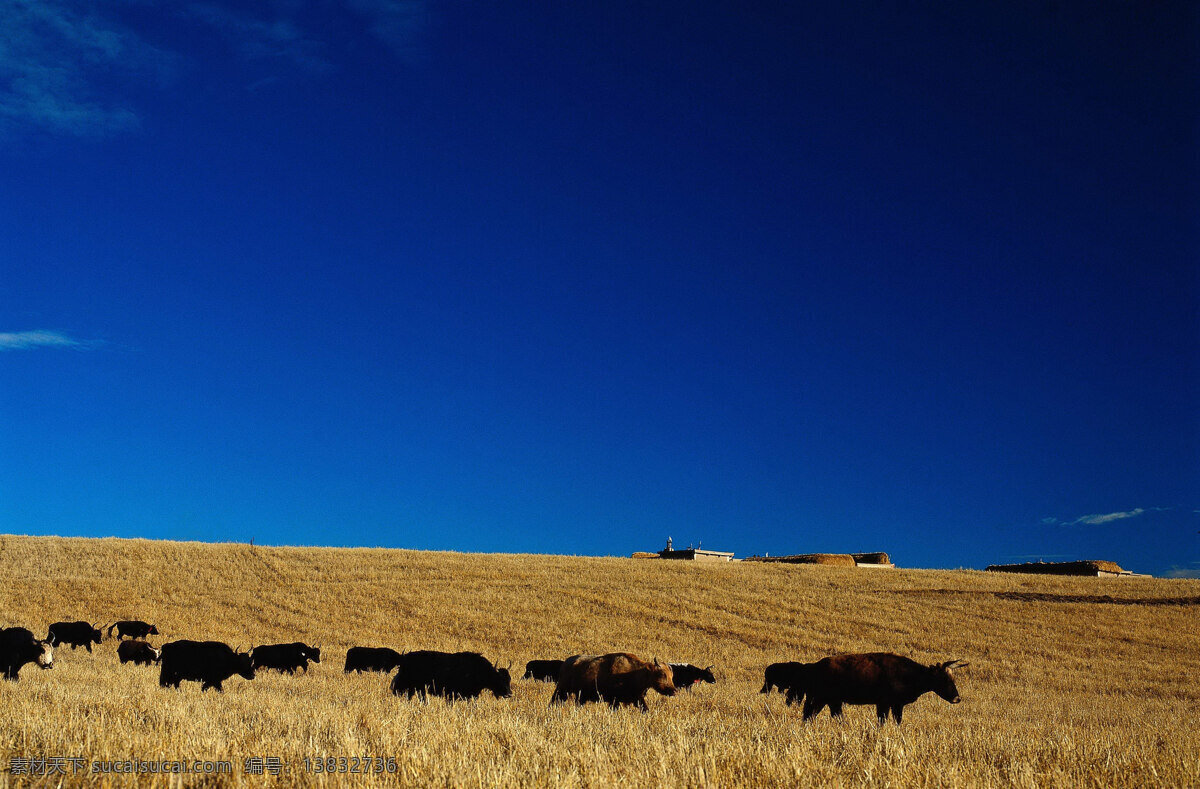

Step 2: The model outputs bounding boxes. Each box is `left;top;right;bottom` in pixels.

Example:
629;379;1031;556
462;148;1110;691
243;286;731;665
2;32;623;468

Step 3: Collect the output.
2;1;1197;576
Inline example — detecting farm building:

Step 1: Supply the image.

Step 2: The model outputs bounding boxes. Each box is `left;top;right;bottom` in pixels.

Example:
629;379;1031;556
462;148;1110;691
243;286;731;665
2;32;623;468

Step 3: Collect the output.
632;538;734;562
743;552;895;569
985;560;1146;577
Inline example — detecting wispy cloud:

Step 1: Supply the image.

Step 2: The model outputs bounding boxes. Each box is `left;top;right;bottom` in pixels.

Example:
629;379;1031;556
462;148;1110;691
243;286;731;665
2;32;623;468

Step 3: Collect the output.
0;330;88;351
1042;508;1158;527
346;0;430;62
1163;563;1200;580
0;1;430;137
185;3;332;73
0;1;166;137
1069;508;1146;525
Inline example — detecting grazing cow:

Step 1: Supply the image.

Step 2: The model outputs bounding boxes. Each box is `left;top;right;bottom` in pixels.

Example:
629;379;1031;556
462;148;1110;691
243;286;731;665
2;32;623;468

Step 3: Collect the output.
117;640;161;666
108;620;159;640
344;646;403;673
551;653;676;711
251;642;321;674
800;653;969;725
158;640;255;692
390;651;512;701
523;659;563;682
0;627;54;680
761;661;806;694
669;663;716;690
46;621;103;652
760;661;815;706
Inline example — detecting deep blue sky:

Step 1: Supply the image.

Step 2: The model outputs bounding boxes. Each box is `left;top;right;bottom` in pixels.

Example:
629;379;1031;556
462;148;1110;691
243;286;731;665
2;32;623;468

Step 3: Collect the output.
2;1;1197;576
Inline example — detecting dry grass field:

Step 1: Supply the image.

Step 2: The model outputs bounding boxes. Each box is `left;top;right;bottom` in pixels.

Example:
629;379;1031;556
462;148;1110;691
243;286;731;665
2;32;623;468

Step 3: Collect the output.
1;534;1197;788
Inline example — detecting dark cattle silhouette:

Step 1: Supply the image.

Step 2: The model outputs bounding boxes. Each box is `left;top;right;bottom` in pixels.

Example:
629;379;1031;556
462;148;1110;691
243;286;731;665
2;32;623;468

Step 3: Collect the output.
108;621;159;640
523;659;564;682
669;663;715;690
761;661;816;705
552;653;676;711
251;642;321;674
158;640;255;692
801;653;968;725
390;651;512;701
117;640;161;666
0;627;54;680
761;661;806;694
47;621;103;652
344;646;403;673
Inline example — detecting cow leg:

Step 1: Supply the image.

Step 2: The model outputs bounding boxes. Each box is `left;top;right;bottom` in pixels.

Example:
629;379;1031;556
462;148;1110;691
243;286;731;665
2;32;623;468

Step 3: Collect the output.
876;705;888;725
802;699;822;721
892;706;903;725
829;702;844;718
785;687;803;706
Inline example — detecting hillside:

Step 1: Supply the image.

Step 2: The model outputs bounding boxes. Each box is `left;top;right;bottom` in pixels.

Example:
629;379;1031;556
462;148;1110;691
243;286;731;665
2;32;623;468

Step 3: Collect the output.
1;534;1197;787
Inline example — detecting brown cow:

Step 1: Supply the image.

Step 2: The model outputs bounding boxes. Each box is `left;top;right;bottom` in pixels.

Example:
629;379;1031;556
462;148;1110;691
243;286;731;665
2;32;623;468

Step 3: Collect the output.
801;652;968;725
551;653;676;711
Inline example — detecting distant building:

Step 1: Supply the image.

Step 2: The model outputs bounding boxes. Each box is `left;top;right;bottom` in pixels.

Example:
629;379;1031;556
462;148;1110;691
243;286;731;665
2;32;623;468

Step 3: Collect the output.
631;537;734;562
985;560;1145;577
658;547;735;562
742;551;894;568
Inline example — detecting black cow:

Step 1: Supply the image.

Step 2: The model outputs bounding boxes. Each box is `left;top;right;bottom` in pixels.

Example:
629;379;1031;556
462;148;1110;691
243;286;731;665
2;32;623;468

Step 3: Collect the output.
669;663;716;690
117;640;161;666
158;640;255;692
390;651;512;701
344;646;403;673
251;642;321;674
108;620;159;640
523;659;563;682
47;621;103;652
800;653;969;725
761;661;807;694
0;627;54;680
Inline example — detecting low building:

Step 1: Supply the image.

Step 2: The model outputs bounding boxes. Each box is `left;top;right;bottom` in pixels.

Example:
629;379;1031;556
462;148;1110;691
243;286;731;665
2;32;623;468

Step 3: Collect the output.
743;551;894;568
632;537;734;562
658;547;735;562
985;560;1145;577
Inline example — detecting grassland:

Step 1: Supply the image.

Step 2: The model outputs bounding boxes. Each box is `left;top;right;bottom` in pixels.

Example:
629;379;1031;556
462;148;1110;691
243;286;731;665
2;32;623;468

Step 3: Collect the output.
1;534;1197;788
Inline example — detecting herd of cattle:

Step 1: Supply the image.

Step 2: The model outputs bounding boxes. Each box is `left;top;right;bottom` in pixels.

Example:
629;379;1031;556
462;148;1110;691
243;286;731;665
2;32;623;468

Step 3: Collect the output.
0;619;968;725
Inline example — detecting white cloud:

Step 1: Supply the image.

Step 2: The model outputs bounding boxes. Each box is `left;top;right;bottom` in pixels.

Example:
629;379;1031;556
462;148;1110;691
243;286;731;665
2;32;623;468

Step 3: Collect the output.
1068;508;1146;526
1163;564;1200;579
0;330;85;350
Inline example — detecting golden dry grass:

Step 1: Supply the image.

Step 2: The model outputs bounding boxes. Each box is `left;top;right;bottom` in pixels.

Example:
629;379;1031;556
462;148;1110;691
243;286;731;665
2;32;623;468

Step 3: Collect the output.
1;533;1198;788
